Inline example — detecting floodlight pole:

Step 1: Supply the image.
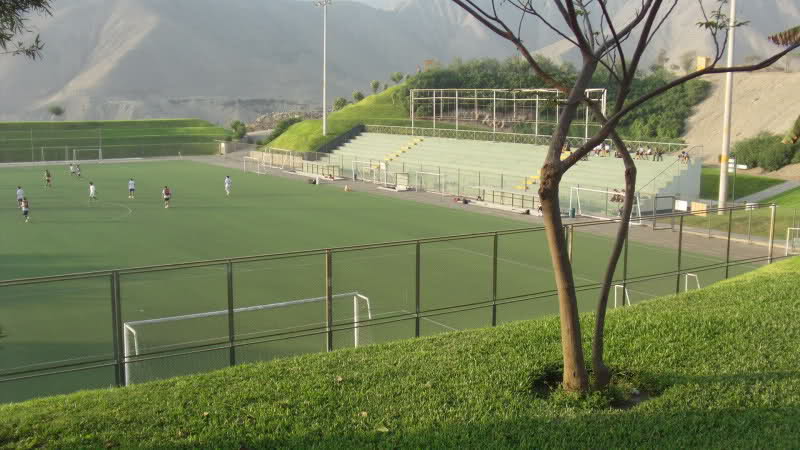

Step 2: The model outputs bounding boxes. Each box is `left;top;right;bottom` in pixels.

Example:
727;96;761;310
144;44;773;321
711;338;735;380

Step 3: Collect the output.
718;0;736;212
316;0;331;136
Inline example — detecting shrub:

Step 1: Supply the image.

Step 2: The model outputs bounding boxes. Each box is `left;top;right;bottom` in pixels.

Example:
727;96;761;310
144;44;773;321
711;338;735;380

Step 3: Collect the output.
229;120;247;139
333;97;349;111
732;131;799;171
265;117;303;144
352;91;365;103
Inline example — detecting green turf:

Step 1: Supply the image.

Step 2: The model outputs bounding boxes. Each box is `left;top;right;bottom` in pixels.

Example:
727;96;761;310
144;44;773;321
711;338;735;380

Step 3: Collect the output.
699;167;783;200
0;160;751;404
764;186;800;207
1;257;797;448
0;119;230;162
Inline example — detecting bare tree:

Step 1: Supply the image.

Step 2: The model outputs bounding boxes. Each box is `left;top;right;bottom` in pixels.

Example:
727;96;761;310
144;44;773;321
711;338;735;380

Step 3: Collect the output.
1;1;53;59
451;0;799;392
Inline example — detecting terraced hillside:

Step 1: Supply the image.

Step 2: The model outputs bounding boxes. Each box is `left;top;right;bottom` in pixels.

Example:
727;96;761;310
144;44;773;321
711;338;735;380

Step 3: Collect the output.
0;119;231;162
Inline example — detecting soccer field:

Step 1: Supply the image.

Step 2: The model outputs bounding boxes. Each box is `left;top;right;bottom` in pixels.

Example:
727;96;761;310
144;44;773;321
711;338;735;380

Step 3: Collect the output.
0;160;754;403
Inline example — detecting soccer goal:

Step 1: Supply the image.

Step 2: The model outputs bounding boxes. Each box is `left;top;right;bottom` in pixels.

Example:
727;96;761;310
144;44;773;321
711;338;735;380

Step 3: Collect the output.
352;160;388;187
786;228;800;256
243;156;268;175
570;186;642;224
40;146;69;162
416;171;444;194
613;284;631;308
122;292;372;385
72;147;103;162
684;273;700;292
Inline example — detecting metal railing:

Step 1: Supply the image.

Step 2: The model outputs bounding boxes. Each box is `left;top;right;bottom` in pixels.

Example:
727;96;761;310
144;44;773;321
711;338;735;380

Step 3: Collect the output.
0;204;789;404
364;124;690;154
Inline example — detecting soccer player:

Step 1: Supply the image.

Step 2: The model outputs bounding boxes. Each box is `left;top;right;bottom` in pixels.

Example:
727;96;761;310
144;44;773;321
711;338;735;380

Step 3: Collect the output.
44;169;53;188
88;181;98;204
15;186;24;207
21;197;30;223
162;186;172;208
69;163;76;176
128;178;136;199
224;176;232;197
76;165;82;178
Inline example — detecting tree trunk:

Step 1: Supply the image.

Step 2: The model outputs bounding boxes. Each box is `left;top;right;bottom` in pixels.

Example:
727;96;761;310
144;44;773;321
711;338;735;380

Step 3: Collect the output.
538;164;589;392
592;133;636;389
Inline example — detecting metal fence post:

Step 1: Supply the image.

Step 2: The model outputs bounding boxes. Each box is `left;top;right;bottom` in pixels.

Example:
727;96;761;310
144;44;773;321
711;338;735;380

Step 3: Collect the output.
676;215;684;294
725;208;733;279
110;272;123;387
747;206;753;243
492;233;498;327
768;204;777;264
325;249;334;351
226;261;236;366
415;241;421;338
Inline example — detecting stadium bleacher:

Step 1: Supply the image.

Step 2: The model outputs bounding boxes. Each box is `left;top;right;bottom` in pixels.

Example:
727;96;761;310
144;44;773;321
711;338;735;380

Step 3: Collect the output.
331;133;701;209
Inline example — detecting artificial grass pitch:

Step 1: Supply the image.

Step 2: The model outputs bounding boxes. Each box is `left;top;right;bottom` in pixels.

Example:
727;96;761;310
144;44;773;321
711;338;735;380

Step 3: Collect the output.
0;160;749;404
1;256;798;448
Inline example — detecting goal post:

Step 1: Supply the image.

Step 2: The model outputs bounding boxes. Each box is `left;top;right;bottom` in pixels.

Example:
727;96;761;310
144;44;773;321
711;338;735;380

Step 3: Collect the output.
72;147;103;162
416;171;444;195
569;186;642;224
786;228;800;256
352;160;388;187
243;156;267;175
40;146;69;162
122;291;371;385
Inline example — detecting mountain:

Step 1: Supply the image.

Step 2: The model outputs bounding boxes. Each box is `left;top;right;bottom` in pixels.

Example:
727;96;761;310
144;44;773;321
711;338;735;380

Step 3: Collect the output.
0;0;514;123
0;0;796;123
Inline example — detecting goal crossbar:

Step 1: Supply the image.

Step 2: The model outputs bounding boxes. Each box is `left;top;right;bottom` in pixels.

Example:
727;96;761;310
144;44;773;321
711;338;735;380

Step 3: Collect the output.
123;291;371;385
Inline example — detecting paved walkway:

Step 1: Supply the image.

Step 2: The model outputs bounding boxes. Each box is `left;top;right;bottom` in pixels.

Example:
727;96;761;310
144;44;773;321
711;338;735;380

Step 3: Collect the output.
737;180;800;203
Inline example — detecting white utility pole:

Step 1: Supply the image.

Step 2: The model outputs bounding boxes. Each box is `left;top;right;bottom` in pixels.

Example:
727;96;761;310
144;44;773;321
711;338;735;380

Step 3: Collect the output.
315;0;331;136
718;0;737;210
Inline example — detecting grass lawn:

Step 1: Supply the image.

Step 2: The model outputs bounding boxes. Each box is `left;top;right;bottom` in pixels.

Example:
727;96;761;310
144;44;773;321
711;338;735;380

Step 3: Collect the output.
269;86;410;152
0;160;746;404
699;167;783;200
765;186;800;208
0;119;229;162
1;256;798;448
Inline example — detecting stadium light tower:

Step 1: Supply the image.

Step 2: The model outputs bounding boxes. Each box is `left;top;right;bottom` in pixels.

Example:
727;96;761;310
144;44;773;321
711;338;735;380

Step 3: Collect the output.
718;0;737;211
315;0;331;136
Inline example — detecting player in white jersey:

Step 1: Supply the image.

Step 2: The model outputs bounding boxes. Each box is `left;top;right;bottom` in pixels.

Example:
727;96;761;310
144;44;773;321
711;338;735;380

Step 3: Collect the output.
128;178;136;199
69;163;76;176
16;186;24;207
88;182;98;204
76;165;82;178
162;186;172;208
224;176;232;197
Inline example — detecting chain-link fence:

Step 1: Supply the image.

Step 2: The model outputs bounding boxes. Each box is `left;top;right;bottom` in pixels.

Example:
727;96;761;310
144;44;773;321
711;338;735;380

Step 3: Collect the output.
0;204;790;404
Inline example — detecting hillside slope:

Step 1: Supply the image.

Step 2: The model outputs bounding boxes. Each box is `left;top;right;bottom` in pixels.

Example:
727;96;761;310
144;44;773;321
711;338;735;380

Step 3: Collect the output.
1;257;799;447
683;72;800;162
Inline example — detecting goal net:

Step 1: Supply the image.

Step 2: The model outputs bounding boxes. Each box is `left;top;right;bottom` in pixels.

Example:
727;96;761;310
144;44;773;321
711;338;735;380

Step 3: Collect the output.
352;160;388;186
243;156;268;175
786;228;800;256
40;146;69;162
570;186;642;224
122;291;372;385
416;171;444;194
73;147;103;162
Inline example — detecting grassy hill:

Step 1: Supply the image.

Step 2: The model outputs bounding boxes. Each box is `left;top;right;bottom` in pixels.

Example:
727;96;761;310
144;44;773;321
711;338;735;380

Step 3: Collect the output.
2;257;798;448
0;119;231;162
268;86;409;152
